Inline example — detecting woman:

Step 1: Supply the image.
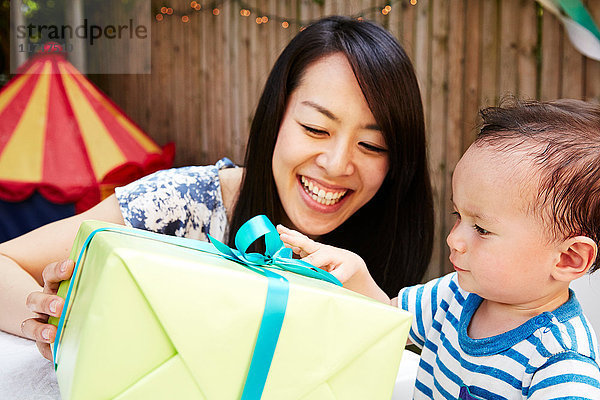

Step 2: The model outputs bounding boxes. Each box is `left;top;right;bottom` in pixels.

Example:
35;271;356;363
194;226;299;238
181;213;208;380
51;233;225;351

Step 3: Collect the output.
0;16;434;360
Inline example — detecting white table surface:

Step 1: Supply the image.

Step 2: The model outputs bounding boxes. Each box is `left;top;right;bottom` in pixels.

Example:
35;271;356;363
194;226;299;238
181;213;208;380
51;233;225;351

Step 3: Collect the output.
0;330;417;399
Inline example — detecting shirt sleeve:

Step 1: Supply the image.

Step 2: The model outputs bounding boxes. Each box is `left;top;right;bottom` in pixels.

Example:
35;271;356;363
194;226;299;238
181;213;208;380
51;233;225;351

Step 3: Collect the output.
528;351;600;399
114;159;235;241
398;273;463;348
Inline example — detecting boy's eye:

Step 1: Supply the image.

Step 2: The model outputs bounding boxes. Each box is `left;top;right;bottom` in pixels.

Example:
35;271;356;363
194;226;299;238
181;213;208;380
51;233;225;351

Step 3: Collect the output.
474;225;490;235
359;142;388;153
301;124;329;136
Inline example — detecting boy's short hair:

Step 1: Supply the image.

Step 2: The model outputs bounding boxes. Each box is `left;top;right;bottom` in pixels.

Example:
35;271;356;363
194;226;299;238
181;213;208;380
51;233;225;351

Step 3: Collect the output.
475;99;600;271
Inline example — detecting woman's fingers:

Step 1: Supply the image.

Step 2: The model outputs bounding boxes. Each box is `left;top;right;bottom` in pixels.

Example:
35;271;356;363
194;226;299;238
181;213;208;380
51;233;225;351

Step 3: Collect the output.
23;317;55;360
41;259;74;294
36;341;54;361
26;291;64;318
21;317;56;344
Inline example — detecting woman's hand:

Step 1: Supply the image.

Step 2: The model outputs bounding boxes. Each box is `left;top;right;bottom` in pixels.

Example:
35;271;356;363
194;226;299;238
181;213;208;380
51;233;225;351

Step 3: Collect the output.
277;225;391;304
21;259;74;361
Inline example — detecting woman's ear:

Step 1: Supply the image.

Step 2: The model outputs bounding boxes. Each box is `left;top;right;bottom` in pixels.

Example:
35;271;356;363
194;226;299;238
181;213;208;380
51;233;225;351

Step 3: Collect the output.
552;236;598;282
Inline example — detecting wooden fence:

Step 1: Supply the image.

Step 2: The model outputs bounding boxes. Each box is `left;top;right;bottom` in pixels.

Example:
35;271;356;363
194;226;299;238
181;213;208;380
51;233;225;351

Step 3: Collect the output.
90;0;600;280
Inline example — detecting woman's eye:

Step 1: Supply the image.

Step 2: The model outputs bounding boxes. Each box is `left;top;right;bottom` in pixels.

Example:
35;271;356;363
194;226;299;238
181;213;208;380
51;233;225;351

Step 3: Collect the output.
474;225;490;235
359;142;388;153
301;124;329;136
451;211;461;220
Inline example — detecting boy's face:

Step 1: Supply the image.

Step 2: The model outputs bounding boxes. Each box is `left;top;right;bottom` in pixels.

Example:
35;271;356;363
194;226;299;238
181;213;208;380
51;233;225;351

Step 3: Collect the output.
447;144;563;306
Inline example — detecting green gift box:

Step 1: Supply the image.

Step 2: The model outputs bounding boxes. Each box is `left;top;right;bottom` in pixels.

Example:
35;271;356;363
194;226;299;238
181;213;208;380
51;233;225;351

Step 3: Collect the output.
51;218;412;400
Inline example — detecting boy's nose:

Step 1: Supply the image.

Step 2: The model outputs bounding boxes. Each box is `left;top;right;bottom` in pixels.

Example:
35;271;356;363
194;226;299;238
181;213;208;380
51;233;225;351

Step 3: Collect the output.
446;225;466;254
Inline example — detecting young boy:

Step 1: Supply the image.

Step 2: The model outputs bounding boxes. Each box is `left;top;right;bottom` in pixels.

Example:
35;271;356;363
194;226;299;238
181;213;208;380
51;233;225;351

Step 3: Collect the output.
278;99;600;399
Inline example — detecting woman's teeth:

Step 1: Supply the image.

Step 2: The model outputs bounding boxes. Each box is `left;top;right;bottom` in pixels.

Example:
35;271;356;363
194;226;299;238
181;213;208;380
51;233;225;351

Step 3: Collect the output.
300;176;347;206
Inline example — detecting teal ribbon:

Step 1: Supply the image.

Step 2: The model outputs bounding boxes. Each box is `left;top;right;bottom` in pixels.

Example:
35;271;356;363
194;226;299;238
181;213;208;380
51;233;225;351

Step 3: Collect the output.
53;215;341;400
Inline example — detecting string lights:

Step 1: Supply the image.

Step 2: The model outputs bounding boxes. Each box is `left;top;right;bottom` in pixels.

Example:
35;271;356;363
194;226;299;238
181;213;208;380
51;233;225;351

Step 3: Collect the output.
154;0;415;28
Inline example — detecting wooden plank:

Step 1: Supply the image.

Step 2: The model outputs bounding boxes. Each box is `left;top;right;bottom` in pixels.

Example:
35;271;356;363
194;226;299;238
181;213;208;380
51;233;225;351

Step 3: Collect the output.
413;0;430;131
162;5;177;159
199;1;210;163
173;0;190;164
584;0;600;103
479;0;499;106
187;1;202;164
256;0;269;117
178;1;191;164
498;0;519;99
443;0;466;276
517;0;538;99
224;0;239;162
266;0;278;74
344;0;362;16
206;4;219;163
324;0;337;16
561;22;585;99
400;0;416;60
149;6;163;147
215;1;228;163
388;0;402;39
248;1;260;141
372;0;386;26
462;0;481;150
356;0;370;19
540;6;561;99
238;3;251;164
301;0;315;26
426;0;448;280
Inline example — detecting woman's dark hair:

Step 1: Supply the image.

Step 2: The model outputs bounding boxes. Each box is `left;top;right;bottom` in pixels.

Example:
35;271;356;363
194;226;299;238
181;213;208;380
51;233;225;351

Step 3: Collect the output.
229;16;434;296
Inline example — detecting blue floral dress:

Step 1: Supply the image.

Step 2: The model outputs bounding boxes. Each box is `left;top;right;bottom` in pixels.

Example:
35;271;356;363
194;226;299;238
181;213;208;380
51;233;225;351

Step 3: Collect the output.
115;158;237;242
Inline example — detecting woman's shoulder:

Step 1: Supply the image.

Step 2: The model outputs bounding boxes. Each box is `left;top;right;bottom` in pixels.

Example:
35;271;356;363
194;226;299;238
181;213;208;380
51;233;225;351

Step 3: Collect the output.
125;157;238;192
115;158;241;238
218;164;244;220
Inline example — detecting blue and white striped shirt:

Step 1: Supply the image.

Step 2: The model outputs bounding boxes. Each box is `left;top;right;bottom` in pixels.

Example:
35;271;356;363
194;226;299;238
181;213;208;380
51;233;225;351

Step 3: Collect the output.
399;273;600;399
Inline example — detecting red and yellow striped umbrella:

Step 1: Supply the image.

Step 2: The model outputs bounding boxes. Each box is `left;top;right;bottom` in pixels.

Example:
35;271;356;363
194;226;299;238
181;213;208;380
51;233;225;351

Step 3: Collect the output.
0;51;174;212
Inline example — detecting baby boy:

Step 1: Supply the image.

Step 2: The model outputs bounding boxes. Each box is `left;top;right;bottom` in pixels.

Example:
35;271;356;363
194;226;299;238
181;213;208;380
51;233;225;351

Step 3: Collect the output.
279;99;600;399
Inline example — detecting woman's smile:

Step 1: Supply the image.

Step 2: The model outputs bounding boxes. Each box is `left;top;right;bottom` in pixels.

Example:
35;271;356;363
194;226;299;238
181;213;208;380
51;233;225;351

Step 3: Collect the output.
297;175;351;212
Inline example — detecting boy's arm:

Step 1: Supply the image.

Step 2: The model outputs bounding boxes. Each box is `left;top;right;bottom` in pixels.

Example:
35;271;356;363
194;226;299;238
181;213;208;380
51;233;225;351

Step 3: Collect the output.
528;352;600;399
278;226;410;344
277;225;392;305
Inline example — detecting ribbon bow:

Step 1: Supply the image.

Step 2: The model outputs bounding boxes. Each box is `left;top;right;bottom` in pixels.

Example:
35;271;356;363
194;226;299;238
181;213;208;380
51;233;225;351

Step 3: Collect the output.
208;215;340;399
208;215;341;286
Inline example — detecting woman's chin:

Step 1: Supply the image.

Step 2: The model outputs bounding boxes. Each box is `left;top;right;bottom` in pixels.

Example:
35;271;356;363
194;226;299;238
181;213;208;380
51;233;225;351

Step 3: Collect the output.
288;210;349;238
280;180;355;236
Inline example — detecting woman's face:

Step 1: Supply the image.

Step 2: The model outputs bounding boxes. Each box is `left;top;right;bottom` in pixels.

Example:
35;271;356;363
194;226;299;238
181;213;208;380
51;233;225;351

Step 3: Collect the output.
272;53;390;237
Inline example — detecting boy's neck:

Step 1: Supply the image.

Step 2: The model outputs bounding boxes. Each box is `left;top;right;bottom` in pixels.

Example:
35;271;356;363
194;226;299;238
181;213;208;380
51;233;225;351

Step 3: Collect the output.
468;289;570;340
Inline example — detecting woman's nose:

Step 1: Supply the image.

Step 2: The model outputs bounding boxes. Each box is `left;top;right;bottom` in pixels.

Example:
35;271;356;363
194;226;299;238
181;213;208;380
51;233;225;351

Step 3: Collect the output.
446;223;467;253
315;141;355;177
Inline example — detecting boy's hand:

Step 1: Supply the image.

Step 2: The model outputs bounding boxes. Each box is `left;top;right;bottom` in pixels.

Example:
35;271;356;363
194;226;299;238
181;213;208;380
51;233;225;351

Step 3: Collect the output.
277;225;391;304
277;225;367;284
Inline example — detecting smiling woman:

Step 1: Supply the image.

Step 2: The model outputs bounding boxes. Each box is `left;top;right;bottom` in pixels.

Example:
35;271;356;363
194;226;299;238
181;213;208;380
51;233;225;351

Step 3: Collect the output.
234;16;434;297
0;16;434;360
272;53;390;237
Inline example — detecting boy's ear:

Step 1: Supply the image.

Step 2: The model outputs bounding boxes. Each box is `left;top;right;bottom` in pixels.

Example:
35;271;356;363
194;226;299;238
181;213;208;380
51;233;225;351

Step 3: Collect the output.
552;236;598;282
